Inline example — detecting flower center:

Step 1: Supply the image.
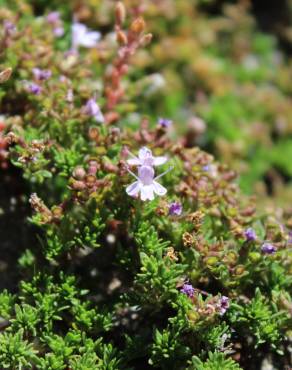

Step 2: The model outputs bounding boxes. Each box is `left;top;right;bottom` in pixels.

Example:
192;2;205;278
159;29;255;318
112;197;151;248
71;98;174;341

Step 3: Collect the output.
138;165;154;185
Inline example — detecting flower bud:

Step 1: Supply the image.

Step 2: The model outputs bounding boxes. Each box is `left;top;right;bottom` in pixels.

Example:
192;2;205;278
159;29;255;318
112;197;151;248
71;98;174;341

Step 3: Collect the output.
205;256;219;266
115;2;126;25
248;252;261;262
88;160;99;175
187;310;199;323
85;175;96;187
88;126;99;140
234;265;245;276
71;180;86;191
52;206;63;219
225;251;238;265
73;166;86;180
117;30;128;45
130;17;145;34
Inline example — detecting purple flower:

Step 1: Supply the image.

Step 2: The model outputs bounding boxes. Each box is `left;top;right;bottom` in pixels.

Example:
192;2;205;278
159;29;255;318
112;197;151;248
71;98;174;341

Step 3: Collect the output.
72;22;101;50
32;68;51;81
158;118;172;128
126;164;172;201
180;283;195;298
127;147;167;167
46;11;60;24
202;165;210;171
218;296;229;316
4;20;16;35
27;82;42;95
46;12;64;38
261;243;277;254
169;202;182;216
244;227;257;242
83;98;104;123
53;26;64;37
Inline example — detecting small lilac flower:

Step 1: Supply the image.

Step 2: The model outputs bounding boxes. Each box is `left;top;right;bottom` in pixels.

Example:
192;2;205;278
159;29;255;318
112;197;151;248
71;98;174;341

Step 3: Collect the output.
261;243;277;254
66;89;74;103
218;296;229;316
244;227;257;242
72;22;101;50
169;202;182;216
158;118;172;128
83;98;104;123
180;283;195;298
46;11;60;24
32;68;51;81
126;165;172;201
127;147;167;167
53;26;64;37
27;82;42;95
202;163;218;178
4;20;16;36
46;12;64;38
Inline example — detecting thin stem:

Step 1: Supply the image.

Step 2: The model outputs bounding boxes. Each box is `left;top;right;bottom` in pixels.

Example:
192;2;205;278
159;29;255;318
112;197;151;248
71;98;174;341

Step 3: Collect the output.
126;166;139;180
154;166;173;180
128;151;139;161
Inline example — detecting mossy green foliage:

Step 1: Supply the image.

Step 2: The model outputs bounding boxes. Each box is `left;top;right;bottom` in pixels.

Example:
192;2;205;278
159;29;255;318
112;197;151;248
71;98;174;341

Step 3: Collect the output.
0;1;291;369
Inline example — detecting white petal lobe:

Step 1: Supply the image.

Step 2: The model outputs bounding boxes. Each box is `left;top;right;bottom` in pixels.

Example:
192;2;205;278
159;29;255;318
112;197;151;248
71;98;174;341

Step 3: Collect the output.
153;181;167;196
126;181;140;197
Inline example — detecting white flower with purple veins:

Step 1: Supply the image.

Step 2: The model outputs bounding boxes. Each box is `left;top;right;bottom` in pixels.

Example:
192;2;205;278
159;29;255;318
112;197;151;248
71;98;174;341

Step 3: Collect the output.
126;165;172;201
127;147;167;167
83;98;104;123
72;22;101;50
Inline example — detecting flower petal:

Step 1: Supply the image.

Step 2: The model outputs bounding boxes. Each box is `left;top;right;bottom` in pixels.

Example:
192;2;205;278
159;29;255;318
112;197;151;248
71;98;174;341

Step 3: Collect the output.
127;158;141;166
94;111;105;123
140;185;155;201
138;147;152;161
153;181;167;196
153;156;168;166
126;181;140;197
81;31;101;47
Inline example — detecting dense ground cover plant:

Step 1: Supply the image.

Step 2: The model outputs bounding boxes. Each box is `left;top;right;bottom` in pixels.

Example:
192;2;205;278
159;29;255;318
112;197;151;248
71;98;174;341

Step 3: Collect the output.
34;0;292;204
0;1;291;369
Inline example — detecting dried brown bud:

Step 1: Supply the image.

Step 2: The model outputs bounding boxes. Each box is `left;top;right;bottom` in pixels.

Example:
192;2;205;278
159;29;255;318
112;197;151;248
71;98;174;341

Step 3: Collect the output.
29;193;52;223
88;126;99;141
130;17;145;34
183;232;195;248
117;30;128;45
85;175;96;187
5;131;18;145
165;247;178;262
0;68;12;83
51;206;63;219
115;2;126;25
186;211;204;230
